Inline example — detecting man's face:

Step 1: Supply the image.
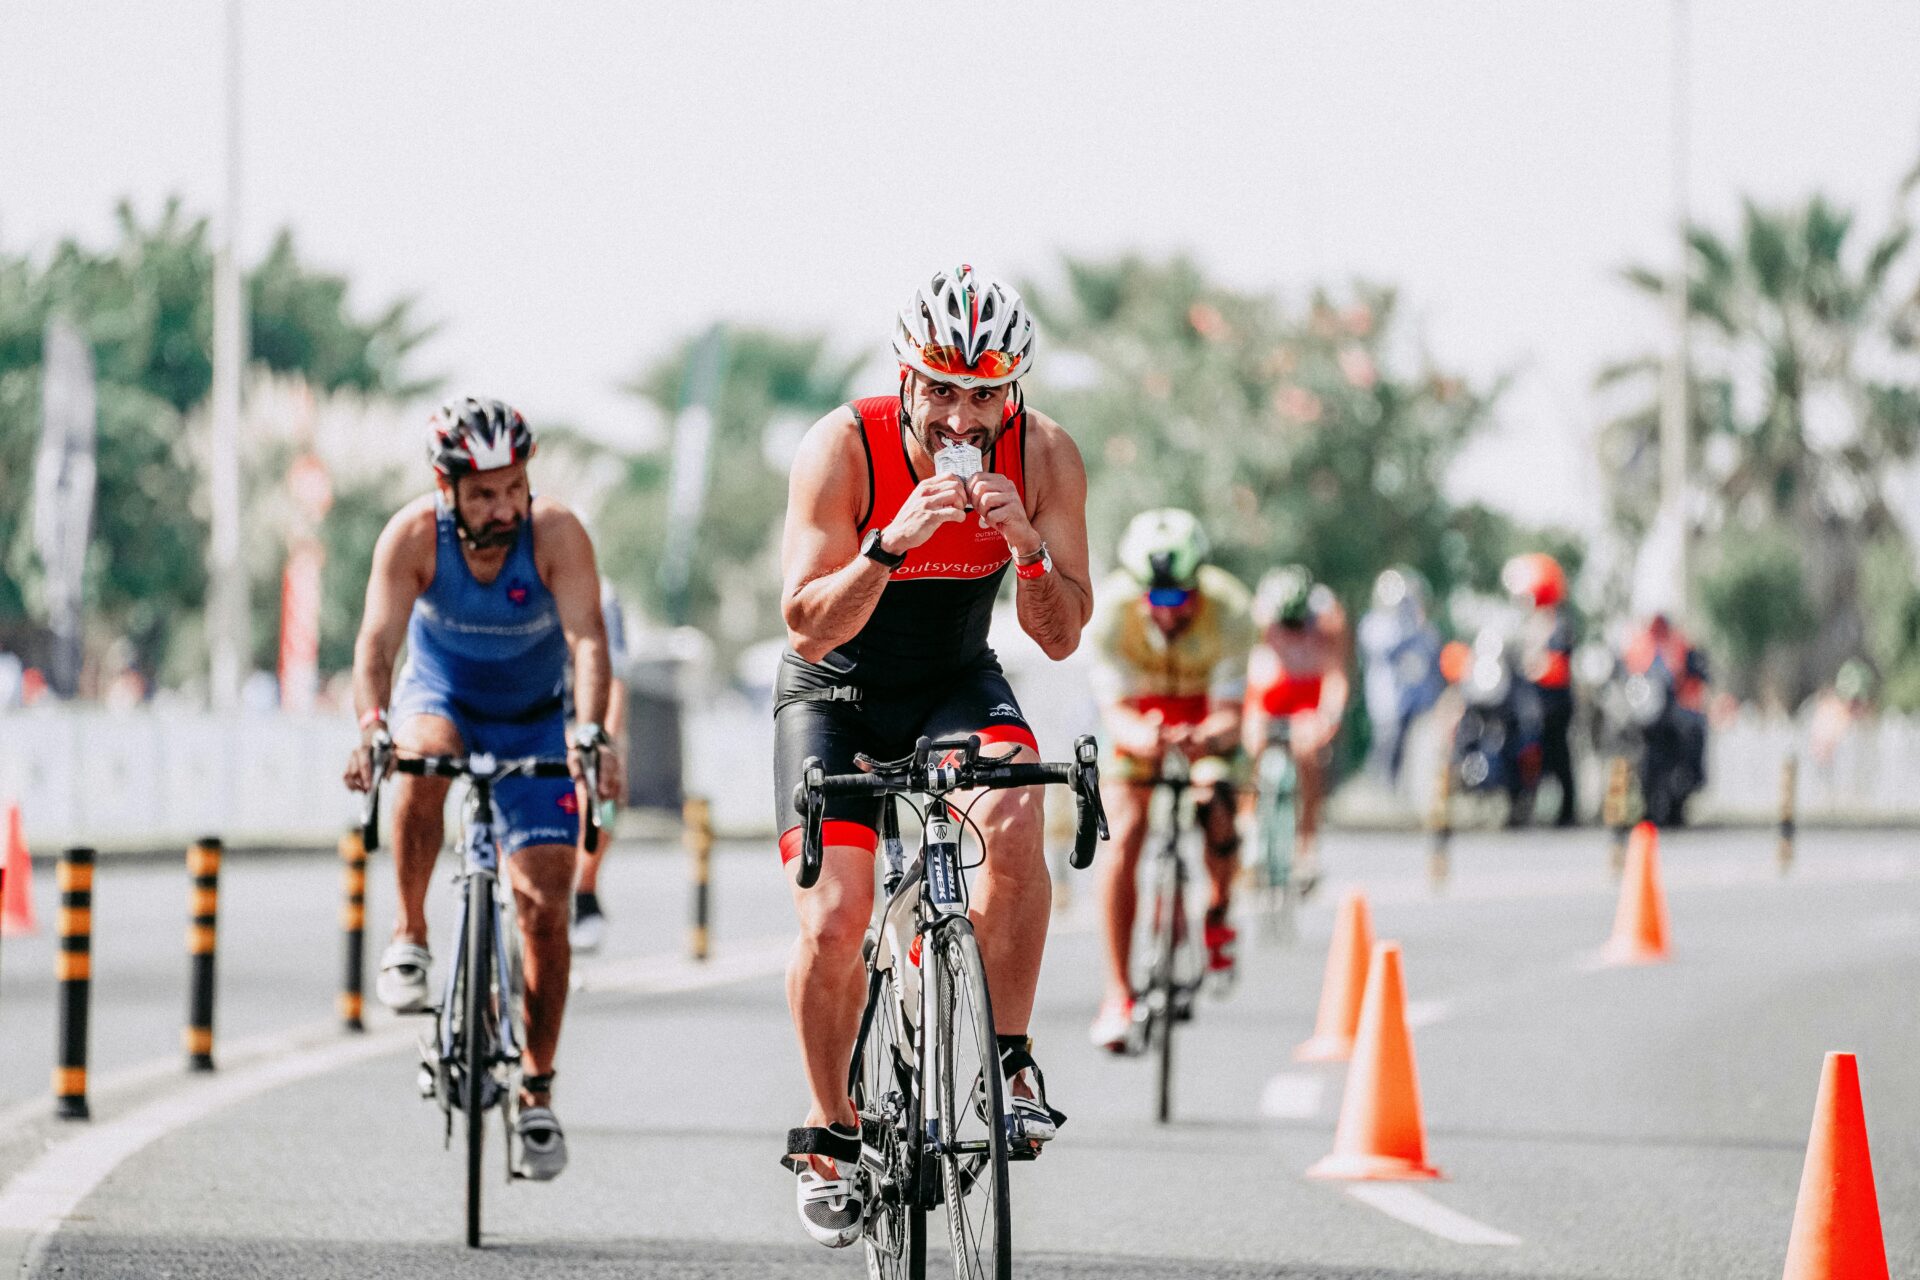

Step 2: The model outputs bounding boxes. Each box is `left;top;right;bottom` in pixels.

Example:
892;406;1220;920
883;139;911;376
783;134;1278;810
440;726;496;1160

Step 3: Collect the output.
441;461;531;549
1147;591;1200;637
905;373;1010;456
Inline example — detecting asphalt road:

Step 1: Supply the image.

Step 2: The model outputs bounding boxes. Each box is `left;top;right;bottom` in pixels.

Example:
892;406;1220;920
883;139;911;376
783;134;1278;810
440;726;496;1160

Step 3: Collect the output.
1;825;1916;1278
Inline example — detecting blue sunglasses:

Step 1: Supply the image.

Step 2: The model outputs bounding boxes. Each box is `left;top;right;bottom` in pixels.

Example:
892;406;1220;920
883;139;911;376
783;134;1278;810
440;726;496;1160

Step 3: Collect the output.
1147;586;1194;608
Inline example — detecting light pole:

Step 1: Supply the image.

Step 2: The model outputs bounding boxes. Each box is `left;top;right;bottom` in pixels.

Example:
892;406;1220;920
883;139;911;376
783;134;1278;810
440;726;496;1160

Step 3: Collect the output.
208;0;249;709
1658;0;1693;621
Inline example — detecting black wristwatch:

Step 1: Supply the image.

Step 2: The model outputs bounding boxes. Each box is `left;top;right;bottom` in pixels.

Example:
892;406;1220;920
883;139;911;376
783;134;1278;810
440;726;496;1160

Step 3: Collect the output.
861;528;906;570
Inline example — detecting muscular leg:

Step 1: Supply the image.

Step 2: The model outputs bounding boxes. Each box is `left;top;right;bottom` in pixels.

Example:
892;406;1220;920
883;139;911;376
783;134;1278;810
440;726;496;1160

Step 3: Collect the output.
1098;780;1153;1006
966;743;1050;1034
1197;783;1240;916
1294;737;1328;856
507;841;576;1103
391;714;461;946
787;844;873;1145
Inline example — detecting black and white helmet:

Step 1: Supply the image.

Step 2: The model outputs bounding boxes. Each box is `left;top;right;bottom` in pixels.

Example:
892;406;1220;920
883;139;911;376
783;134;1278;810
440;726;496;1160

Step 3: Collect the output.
892;264;1037;389
428;397;535;478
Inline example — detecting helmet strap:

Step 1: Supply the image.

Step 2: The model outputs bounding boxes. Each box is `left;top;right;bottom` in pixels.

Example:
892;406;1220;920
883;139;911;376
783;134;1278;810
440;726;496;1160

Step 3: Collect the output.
448;477;523;551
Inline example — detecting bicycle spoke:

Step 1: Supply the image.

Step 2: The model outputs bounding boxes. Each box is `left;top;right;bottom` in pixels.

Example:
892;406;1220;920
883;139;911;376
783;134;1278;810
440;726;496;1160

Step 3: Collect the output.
937;928;1008;1280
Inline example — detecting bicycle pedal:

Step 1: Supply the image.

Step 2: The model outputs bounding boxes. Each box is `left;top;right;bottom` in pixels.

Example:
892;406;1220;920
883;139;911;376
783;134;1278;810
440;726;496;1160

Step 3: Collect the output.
1006;1141;1042;1163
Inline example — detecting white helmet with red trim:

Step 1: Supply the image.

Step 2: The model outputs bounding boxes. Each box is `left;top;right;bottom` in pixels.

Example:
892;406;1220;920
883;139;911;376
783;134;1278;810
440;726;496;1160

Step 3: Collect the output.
428;396;535;478
893;264;1037;389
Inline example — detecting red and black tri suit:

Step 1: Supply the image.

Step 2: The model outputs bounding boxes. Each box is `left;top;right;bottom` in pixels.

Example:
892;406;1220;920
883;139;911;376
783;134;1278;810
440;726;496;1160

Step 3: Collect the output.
774;395;1040;863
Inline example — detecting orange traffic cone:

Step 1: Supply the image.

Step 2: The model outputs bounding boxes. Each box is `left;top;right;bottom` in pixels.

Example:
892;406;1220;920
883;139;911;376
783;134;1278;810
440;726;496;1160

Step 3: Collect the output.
1308;941;1440;1180
2;801;36;936
1294;889;1373;1062
1782;1052;1889;1280
1601;821;1668;965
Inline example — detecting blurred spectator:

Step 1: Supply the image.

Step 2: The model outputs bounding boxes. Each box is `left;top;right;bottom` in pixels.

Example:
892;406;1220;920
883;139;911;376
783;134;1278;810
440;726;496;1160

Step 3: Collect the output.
1809;659;1875;769
0;652;21;709
1356;566;1443;784
102;638;149;711
20;667;49;707
1504;553;1578;826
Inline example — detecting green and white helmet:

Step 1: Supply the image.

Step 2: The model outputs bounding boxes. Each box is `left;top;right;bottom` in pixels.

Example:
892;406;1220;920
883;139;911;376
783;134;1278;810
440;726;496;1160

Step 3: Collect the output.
1119;509;1210;597
1256;564;1316;628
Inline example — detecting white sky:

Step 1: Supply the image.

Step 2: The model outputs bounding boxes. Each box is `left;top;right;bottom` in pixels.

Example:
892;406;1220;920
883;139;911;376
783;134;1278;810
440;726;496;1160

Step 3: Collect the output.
6;1;1919;532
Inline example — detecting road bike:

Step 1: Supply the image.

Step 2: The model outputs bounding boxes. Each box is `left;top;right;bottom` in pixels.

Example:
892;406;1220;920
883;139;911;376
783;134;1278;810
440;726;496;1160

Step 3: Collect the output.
362;746;600;1248
792;733;1107;1280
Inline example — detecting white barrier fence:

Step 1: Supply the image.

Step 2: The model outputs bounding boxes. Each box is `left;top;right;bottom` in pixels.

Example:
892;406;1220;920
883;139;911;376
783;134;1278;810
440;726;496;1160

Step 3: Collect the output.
1;700;1914;852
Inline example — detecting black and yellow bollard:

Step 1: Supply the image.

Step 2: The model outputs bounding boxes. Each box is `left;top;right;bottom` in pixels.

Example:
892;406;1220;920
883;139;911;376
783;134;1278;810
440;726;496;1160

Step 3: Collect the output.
54;847;94;1120
339;829;367;1031
1604;756;1632;876
1426;750;1453;890
1778;754;1798;876
185;837;220;1071
685;795;713;961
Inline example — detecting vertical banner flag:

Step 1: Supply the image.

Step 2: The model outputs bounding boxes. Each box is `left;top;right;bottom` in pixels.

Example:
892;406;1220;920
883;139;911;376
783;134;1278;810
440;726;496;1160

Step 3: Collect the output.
34;317;98;700
279;452;332;713
657;324;729;628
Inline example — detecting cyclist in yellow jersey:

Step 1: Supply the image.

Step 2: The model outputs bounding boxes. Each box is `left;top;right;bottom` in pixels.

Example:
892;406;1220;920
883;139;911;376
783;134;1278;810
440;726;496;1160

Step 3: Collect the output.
1086;509;1254;1050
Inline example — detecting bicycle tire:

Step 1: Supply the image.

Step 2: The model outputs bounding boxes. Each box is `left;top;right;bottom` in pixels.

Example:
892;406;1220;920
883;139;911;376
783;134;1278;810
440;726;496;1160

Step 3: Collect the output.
857;965;925;1280
1257;749;1299;944
1148;852;1181;1125
934;925;1010;1280
464;873;492;1249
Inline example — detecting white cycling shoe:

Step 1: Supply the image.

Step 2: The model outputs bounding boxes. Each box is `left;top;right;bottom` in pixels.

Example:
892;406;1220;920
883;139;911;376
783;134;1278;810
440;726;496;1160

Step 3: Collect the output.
376;941;432;1014
1087;997;1136;1053
780;1125;865;1248
569;891;606;953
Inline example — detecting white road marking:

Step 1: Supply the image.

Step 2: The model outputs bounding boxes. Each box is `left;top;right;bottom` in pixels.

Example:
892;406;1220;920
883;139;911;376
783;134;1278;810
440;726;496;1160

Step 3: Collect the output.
1258;1072;1325;1120
0;938;799;1276
1345;1184;1521;1246
0;1028;412;1272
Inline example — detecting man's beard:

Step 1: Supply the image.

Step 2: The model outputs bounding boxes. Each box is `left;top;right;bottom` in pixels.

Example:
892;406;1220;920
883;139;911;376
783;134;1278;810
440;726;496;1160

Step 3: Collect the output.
460;515;521;550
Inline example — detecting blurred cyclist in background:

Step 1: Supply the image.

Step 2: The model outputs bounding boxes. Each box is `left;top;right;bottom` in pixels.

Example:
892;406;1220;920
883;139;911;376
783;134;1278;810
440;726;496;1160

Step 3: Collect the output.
1504;553;1578;826
1356;566;1444;785
1244;565;1349;889
1086;509;1254;1050
570;581;630;952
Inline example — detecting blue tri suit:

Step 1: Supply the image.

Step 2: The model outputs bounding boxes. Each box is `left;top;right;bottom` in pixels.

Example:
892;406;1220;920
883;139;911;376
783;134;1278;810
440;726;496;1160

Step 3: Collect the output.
390;497;579;854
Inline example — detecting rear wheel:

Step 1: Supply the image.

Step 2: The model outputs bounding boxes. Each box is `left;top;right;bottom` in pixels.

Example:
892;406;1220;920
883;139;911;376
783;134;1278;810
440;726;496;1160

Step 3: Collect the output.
934;925;1009;1280
859;966;925;1280
1256;748;1298;943
463;875;493;1249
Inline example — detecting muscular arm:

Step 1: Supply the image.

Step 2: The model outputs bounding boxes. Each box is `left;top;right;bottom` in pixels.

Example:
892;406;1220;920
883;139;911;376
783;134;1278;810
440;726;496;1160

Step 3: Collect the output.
351;502;435;725
780;409;894;664
1010;415;1094;660
1318;604;1352;724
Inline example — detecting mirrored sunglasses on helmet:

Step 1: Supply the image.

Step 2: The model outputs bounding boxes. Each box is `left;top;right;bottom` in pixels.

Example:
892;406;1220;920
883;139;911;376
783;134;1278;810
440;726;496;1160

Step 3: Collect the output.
920;344;1021;380
1147;586;1195;608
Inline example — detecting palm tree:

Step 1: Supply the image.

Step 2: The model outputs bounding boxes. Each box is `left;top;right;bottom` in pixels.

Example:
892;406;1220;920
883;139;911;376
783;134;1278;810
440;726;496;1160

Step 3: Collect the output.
1599;194;1920;703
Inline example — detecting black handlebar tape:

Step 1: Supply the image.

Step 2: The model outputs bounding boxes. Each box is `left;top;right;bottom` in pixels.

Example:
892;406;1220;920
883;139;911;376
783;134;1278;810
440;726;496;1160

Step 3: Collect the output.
1071;790;1099;869
581;759;601;851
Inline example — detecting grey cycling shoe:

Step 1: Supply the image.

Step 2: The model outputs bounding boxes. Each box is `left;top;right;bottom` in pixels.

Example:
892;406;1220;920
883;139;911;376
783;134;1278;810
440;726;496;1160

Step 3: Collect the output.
516;1104;569;1181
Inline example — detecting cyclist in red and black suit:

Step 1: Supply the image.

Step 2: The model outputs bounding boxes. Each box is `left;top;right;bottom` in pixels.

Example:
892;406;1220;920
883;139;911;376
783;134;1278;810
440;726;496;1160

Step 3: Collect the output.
774;265;1094;1247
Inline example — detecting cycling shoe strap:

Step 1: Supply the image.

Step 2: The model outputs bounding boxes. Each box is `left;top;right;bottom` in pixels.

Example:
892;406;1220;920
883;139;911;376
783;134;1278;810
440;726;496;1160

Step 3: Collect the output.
998;1037;1067;1127
780;1123;861;1172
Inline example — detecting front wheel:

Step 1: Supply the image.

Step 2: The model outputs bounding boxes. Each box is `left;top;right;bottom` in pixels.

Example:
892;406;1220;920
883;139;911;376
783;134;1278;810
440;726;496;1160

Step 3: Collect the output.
933;925;1010;1280
462;874;494;1248
1255;749;1298;944
1145;853;1184;1125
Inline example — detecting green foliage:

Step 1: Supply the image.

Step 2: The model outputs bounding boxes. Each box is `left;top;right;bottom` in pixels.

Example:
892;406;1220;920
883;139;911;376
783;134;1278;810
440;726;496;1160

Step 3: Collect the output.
0;197;433;680
1024;255;1514;617
1601;187;1920;702
1697;528;1817;689
600;329;860;654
